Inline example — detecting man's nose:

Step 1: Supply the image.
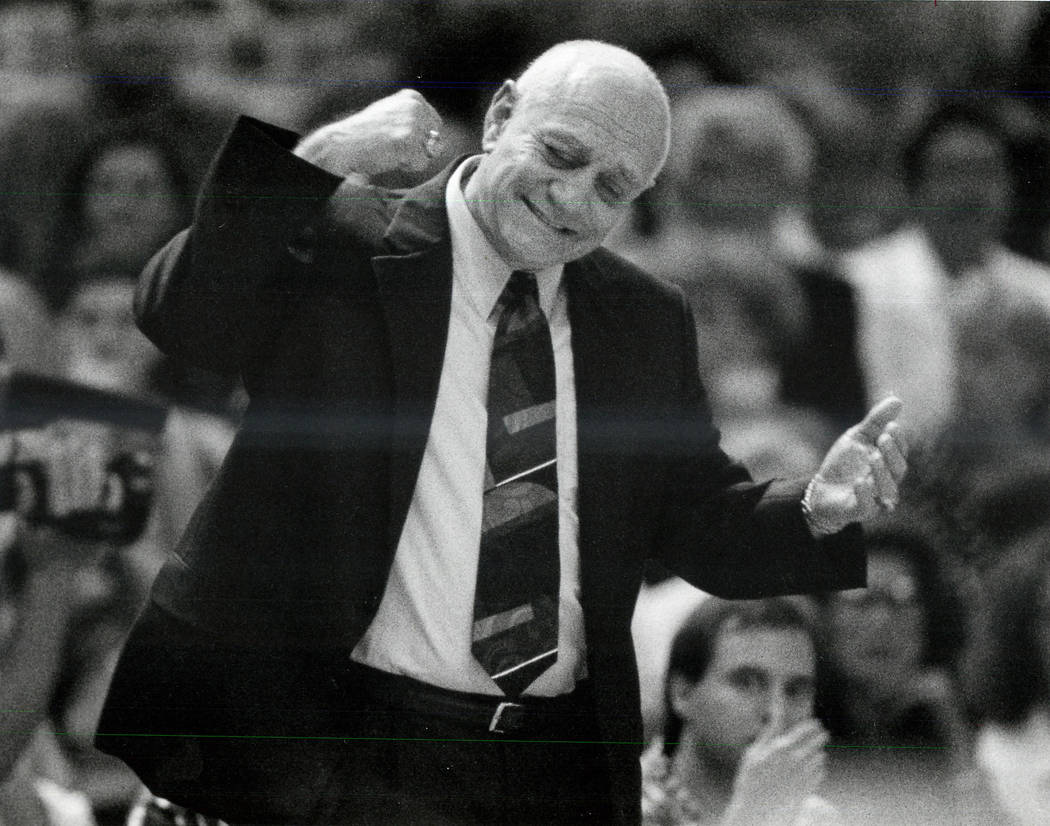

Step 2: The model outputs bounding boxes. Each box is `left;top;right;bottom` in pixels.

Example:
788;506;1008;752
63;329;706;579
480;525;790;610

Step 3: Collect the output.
761;689;788;733
548;173;598;224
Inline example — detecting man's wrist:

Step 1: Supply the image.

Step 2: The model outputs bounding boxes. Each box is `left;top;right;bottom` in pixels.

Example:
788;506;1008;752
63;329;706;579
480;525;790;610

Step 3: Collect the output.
801;476;843;538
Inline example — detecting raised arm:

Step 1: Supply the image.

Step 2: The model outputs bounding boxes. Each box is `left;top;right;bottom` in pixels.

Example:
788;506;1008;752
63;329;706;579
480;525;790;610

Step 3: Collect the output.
135;91;444;374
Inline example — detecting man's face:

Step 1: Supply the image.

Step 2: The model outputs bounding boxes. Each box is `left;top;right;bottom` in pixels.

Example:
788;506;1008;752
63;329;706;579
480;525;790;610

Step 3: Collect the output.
464;70;667;271
670;624;816;768
913;123;1012;252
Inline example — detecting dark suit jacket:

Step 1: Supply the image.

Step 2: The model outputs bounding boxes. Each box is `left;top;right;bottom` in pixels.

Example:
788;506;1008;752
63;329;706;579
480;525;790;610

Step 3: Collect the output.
97;117;865;825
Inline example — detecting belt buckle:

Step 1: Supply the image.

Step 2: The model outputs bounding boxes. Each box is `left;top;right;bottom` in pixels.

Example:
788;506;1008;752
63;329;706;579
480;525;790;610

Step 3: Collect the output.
488;701;525;734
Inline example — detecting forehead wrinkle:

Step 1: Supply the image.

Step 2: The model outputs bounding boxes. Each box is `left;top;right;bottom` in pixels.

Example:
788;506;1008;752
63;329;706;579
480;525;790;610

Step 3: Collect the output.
529;95;664;184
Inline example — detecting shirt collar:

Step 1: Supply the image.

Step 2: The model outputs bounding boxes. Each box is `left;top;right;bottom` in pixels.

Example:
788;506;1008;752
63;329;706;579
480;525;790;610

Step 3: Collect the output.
445;156;563;321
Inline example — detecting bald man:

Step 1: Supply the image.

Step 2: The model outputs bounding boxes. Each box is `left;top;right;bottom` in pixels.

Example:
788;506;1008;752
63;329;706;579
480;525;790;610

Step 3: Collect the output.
98;41;906;825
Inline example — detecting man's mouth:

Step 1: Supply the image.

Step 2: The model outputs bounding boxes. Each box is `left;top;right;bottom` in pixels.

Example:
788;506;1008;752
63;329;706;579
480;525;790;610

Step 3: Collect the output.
524;198;574;236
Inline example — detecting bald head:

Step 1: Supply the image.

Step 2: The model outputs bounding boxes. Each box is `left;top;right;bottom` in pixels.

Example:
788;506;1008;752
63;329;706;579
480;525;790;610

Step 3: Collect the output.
515;41;672;174
464;40;671;271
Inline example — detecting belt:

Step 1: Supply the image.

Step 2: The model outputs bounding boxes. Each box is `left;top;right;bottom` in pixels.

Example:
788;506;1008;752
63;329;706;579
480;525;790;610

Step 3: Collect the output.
348;663;593;736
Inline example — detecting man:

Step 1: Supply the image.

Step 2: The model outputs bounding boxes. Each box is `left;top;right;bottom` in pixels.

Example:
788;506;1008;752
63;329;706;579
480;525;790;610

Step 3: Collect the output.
97;41;906;825
643;597;836;826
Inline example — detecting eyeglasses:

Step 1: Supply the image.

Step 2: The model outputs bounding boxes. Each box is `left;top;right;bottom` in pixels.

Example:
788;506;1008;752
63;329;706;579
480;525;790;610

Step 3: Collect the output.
834;575;918;609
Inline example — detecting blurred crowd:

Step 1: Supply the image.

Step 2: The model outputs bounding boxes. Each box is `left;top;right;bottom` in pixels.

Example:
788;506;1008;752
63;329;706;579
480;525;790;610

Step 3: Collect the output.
3;1;1050;825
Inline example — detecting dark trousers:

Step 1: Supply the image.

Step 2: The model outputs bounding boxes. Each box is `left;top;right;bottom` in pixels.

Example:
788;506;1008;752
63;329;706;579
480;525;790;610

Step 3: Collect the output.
304;666;616;825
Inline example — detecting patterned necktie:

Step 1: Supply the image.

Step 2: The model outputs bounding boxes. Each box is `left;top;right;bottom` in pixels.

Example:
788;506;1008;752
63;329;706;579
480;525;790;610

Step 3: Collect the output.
471;270;559;697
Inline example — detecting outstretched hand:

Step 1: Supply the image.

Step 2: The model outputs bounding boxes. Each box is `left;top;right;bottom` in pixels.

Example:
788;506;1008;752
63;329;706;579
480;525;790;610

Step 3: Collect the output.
294;89;445;178
804;397;908;537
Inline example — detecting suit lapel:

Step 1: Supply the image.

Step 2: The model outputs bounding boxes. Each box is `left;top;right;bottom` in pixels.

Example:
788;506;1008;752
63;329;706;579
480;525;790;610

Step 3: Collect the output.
372;168;456;548
565;255;625;569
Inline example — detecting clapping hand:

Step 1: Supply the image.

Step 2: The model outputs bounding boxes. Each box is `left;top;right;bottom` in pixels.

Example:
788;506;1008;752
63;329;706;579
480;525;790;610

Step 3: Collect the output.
294;89;445;178
724;716;829;826
804;397;908;537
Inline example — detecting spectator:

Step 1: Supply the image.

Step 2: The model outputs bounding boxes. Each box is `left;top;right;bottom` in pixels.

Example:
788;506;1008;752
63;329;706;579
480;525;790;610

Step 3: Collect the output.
41;129;191;312
817;520;974;824
967;532;1050;826
0;425;129;826
642;596;839;826
0;0;230;283
839;101;1050;442
49;272;235;822
608;85;835;467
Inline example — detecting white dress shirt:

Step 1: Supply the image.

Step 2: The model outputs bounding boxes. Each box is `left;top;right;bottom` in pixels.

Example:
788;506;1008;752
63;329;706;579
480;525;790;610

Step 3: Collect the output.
351;157;585;696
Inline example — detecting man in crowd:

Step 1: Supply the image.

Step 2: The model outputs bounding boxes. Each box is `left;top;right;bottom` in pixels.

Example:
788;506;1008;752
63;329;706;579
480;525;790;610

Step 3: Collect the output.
98;41;906;825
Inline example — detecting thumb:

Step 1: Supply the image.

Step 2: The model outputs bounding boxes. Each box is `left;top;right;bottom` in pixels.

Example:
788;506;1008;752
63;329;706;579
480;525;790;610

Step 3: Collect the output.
850;396;903;443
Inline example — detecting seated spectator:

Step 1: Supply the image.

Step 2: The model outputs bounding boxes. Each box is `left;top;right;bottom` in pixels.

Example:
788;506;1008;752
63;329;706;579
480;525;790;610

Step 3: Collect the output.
0;0;231;282
40;129;190;312
609;85;836;466
816;519;975;824
0;265;55;376
839;101;1050;444
642;596;840;826
967;532;1050;826
0;425;126;826
49;271;236;822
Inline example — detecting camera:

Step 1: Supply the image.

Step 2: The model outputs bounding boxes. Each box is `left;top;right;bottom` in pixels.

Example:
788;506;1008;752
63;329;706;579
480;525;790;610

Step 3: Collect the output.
0;370;166;544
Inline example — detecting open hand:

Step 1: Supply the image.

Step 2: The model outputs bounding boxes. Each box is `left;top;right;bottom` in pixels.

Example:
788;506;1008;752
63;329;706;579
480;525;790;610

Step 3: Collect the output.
294;89;445;178
804;397;908;536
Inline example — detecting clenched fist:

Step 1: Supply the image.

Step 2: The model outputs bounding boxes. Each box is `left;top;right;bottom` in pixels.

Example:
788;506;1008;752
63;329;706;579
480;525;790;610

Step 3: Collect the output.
294;89;444;178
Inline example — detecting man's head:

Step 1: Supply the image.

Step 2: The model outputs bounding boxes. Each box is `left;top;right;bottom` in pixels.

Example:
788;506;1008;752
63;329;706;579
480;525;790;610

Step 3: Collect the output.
663;597;819;768
463;40;671;271
901;103;1015;270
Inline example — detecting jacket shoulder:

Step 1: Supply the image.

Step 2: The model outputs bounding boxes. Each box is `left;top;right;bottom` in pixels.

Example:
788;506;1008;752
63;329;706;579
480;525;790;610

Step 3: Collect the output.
583;246;689;311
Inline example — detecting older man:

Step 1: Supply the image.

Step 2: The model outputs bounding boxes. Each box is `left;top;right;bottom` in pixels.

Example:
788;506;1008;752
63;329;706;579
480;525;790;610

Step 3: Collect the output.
98;41;905;825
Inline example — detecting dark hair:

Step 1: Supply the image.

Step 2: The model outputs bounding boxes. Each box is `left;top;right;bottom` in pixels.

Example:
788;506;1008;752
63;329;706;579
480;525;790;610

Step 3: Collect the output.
965;531;1050;726
42;125;191;310
899;102;1015;195
859;524;966;671
661;596;818;755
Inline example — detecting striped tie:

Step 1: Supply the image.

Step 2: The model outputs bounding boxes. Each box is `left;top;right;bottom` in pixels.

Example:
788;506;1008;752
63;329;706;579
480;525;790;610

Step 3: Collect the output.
471;270;559;697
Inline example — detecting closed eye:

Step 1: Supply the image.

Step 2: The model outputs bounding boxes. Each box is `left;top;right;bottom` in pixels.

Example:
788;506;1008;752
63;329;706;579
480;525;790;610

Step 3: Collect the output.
543;142;574;169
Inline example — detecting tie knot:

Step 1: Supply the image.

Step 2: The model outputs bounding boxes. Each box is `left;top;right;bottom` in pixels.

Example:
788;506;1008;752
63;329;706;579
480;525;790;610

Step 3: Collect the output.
505;270;539;302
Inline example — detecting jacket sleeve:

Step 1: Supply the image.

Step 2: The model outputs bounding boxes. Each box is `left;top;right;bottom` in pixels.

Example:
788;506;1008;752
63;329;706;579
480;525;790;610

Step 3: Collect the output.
134;117;344;374
653;292;866;599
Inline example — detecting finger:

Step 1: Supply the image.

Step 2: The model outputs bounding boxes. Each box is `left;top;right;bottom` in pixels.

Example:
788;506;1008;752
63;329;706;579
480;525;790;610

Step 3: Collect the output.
869;449;898;510
853;473;878;519
779;719;828;752
877;431;908;484
849;396;903;444
790;727;830;759
423;128;443;160
885;419;908;458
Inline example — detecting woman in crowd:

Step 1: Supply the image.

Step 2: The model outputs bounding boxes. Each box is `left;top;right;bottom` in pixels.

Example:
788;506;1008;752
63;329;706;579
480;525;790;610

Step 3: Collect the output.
40;128;190;312
816;520;982;825
967;533;1050;826
643;596;839;826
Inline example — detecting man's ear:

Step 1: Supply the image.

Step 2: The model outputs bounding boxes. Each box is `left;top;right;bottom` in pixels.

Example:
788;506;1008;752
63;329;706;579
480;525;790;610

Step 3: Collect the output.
481;80;518;152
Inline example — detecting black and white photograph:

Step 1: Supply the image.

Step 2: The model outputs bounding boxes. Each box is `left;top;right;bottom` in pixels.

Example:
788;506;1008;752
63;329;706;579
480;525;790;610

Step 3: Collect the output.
0;2;1047;825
